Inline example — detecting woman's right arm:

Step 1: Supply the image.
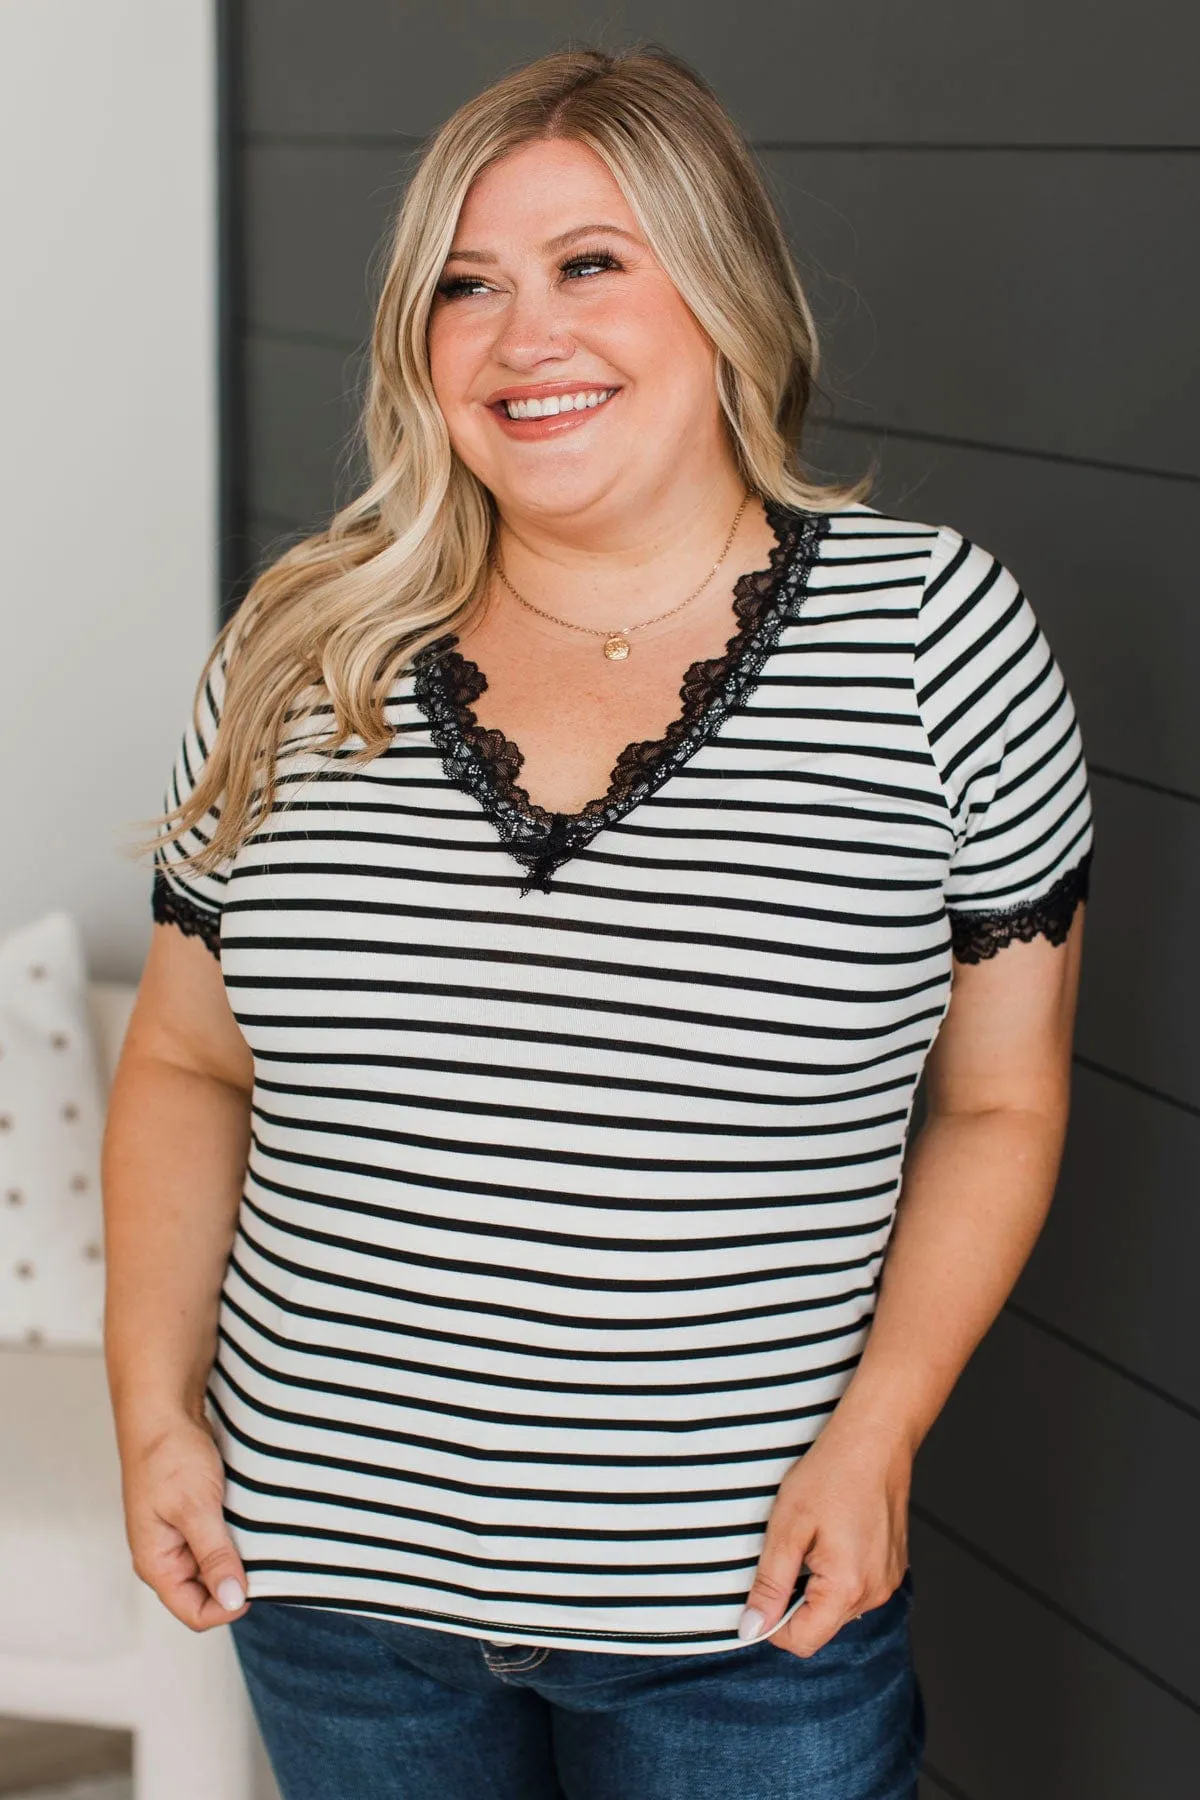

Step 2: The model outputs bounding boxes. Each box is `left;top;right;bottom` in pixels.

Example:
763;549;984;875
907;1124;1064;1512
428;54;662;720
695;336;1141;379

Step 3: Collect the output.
101;918;254;1631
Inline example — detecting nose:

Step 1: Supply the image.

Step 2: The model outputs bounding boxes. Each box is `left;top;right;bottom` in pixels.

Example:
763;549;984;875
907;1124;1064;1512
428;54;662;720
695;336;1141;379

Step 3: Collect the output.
490;281;576;371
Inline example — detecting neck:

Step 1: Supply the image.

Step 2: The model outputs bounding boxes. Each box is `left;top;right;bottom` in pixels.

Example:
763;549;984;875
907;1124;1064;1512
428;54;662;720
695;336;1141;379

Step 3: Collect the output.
489;465;759;626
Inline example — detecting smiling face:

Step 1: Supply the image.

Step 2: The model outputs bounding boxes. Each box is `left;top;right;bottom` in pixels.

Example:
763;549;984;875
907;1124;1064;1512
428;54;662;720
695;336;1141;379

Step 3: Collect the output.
426;137;734;529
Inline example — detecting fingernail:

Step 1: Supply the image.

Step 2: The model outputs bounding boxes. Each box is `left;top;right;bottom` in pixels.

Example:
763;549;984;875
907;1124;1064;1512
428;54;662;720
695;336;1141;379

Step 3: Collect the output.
217;1577;246;1611
737;1605;766;1641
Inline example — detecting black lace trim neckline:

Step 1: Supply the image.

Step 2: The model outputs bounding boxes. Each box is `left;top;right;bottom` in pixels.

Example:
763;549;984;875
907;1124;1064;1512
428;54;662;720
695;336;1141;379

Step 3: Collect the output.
410;498;830;894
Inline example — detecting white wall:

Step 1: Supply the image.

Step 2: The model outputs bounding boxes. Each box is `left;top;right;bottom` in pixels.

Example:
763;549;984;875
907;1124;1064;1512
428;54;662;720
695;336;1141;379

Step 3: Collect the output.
0;0;219;981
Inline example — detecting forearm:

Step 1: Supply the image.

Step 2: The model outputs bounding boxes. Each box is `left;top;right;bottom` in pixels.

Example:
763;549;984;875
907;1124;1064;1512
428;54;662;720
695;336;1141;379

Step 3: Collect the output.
101;1051;251;1450
828;1100;1068;1460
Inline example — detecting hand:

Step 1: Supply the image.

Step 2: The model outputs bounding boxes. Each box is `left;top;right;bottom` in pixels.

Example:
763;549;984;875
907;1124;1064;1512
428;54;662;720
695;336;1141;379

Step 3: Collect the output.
738;1413;911;1659
118;1409;251;1631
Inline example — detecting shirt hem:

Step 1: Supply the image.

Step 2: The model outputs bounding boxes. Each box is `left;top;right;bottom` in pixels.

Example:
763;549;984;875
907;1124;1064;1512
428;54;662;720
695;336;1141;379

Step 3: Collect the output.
236;1580;803;1657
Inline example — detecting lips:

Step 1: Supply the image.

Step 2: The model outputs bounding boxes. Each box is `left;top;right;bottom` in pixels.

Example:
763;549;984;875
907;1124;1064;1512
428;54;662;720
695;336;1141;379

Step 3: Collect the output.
483;379;621;408
485;384;623;440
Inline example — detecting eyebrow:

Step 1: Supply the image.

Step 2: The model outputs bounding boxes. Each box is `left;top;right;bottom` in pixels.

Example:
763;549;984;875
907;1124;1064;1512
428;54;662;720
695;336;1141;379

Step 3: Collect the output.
443;224;642;265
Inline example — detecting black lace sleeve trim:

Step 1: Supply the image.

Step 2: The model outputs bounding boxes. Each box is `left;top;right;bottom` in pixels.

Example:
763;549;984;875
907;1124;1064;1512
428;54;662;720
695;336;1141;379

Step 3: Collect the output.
948;849;1092;963
151;868;222;959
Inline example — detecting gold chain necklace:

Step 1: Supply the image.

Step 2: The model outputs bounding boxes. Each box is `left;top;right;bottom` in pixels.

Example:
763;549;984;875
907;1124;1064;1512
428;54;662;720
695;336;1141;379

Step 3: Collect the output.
491;489;755;662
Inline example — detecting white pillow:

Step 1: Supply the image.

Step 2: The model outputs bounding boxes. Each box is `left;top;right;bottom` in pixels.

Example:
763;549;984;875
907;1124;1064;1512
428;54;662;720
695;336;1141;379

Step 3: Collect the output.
0;911;107;1349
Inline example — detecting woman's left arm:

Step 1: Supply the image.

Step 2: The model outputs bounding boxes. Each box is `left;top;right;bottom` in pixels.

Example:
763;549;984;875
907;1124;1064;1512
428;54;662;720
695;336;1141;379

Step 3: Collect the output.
741;908;1086;1656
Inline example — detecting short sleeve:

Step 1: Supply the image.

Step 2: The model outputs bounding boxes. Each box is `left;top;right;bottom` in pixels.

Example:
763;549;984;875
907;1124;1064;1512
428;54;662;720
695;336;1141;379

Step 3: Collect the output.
150;648;235;960
915;525;1094;963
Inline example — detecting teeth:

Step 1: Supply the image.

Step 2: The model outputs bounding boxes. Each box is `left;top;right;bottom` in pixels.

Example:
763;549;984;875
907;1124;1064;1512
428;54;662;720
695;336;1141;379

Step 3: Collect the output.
503;388;614;420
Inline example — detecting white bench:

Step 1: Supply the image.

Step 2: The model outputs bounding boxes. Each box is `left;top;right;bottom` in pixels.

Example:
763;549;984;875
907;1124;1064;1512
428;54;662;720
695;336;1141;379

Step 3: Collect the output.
0;980;273;1800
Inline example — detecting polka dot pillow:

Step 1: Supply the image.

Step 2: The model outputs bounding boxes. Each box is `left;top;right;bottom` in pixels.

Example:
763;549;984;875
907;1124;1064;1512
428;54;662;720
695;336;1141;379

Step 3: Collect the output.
0;911;107;1349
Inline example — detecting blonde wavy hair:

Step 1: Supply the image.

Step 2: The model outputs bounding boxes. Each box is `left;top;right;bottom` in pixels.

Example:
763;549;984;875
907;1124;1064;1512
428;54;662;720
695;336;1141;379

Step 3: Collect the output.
134;41;873;877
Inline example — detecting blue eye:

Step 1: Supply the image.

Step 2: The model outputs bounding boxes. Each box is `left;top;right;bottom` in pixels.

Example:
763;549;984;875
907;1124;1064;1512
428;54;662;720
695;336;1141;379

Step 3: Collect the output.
434;249;622;301
561;250;621;278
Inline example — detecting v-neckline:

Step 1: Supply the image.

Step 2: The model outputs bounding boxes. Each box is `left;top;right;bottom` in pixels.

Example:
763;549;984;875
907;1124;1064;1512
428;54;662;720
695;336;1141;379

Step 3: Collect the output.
410;496;830;895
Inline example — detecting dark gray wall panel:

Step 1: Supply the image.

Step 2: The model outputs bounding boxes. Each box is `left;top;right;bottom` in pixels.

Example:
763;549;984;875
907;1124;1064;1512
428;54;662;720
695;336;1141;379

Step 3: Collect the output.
244;335;368;526
239;144;1200;483
1075;776;1200;1110
226;4;1200;1784
239;180;1200;788
239;143;1200;788
241;1;1200;145
910;1517;1200;1800
913;1309;1200;1704
810;423;1199;800
1015;1064;1200;1414
244;511;310;568
244;143;407;346
221;515;317;626
767;150;1199;477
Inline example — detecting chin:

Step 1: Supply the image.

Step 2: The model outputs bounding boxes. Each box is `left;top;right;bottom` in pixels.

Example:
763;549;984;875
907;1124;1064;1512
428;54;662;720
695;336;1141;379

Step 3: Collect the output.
485;460;626;519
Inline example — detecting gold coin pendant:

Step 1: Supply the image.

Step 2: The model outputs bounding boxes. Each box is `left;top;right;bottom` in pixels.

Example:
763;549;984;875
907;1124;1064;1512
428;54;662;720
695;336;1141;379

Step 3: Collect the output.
603;635;631;661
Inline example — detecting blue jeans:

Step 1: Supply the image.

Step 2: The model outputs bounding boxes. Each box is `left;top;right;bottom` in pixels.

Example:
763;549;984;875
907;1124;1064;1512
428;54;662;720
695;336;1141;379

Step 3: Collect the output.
230;1571;923;1799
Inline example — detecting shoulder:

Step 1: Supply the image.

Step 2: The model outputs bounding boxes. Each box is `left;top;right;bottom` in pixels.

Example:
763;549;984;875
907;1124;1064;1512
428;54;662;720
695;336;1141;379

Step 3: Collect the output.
811;502;983;621
802;502;1049;696
817;503;1008;597
788;500;943;633
821;506;1036;669
814;499;945;570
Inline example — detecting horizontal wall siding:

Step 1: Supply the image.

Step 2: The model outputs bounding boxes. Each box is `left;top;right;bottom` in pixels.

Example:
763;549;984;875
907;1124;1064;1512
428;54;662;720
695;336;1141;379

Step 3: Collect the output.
226;4;1197;1793
1075;777;1200;1109
244;333;368;524
239;144;1200;474
1014;1065;1200;1414
239;1;1200;144
911;1518;1200;1800
913;1309;1200;1704
766;150;1199;478
242;512;310;581
238;146;1200;792
243;142;406;345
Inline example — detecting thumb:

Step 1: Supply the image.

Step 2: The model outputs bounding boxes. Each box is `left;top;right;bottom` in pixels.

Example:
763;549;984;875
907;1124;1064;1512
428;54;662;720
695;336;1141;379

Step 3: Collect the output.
738;1513;814;1641
180;1498;249;1612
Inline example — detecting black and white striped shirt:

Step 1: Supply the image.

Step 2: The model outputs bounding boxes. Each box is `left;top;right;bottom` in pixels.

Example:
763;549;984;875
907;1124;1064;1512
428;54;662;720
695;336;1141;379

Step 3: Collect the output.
151;497;1093;1654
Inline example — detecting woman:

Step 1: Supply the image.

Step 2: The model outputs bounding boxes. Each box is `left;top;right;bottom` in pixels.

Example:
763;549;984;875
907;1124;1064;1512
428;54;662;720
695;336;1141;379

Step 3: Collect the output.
105;44;1092;1800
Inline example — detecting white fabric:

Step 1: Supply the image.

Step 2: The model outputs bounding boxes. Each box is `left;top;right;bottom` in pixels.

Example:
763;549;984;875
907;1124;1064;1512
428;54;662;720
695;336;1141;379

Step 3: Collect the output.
151;499;1094;1654
0;1344;136;1658
0;912;107;1349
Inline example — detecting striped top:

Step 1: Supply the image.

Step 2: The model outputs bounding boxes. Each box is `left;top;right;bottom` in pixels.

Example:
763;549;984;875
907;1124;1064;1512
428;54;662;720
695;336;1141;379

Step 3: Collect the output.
151;497;1093;1655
